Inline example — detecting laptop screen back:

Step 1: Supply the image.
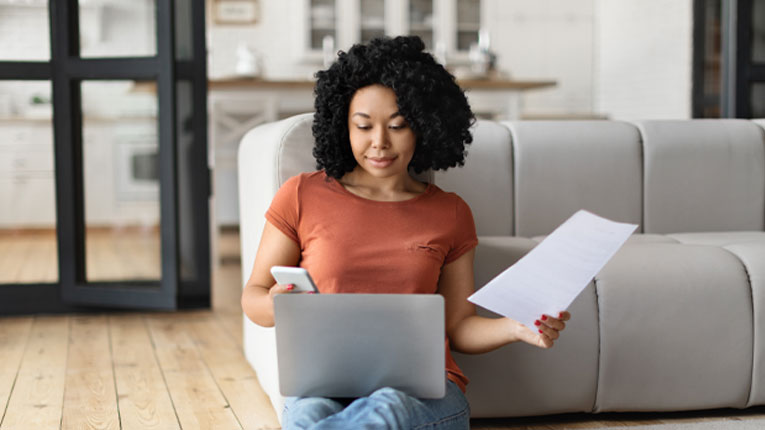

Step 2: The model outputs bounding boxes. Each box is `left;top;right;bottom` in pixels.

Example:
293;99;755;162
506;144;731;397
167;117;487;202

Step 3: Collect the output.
274;294;445;399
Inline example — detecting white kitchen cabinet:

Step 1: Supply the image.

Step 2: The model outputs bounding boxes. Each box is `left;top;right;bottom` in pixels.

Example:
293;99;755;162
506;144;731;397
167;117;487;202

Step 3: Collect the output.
0;174;56;226
0;121;56;228
0;118;159;228
296;0;483;64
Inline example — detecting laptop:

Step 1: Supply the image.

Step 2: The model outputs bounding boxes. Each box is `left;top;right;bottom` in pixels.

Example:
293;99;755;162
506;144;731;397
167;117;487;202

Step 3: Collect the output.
273;294;445;399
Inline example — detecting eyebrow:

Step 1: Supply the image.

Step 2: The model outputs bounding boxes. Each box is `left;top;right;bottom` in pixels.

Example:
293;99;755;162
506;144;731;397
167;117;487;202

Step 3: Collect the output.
351;112;402;119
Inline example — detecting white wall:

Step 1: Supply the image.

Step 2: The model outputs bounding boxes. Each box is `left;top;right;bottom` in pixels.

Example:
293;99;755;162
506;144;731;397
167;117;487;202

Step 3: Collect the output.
593;0;694;120
484;0;595;116
207;0;320;80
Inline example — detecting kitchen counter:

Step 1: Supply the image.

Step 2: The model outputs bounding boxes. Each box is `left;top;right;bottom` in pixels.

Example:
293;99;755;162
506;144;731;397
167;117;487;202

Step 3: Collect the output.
208;77;556;91
208;77;556;121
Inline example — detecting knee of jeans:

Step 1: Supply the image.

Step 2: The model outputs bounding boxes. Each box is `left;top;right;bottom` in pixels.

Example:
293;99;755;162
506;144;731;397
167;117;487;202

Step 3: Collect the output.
370;387;410;403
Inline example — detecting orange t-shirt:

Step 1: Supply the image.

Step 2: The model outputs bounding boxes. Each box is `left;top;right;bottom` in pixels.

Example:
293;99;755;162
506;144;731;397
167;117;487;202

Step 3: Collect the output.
265;171;478;392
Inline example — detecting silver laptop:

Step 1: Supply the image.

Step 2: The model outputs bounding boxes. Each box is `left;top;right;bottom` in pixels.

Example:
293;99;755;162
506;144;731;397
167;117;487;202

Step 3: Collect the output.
274;294;445;399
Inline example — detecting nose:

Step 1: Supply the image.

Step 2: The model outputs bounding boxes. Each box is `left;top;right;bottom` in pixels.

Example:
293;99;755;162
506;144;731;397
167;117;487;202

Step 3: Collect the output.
370;126;390;149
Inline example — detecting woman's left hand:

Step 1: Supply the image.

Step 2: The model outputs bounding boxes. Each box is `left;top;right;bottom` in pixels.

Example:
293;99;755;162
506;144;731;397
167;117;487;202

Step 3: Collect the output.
515;312;572;349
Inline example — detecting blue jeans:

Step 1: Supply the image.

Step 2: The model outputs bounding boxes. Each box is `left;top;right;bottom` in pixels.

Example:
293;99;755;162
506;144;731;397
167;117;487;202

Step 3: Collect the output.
282;380;470;430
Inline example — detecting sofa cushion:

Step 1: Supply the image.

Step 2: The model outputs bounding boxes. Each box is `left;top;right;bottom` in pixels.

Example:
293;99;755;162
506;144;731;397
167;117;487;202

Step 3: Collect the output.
455;236;600;417
720;241;765;407
531;233;678;244
595;242;754;412
434;121;514;236
637;120;765;234
505;121;643;238
667;231;765;247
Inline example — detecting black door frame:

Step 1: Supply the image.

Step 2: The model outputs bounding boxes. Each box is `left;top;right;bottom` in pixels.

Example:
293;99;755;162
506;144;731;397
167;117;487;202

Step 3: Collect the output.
0;0;209;314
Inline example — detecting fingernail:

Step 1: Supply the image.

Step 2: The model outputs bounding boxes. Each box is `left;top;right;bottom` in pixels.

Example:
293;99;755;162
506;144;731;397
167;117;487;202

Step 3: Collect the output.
541;315;548;321
558;312;564;319
307;291;315;294
539;329;544;334
534;320;541;326
286;284;294;291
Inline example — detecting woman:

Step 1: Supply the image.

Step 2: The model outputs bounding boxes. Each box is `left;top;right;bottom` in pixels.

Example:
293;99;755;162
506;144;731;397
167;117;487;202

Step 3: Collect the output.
241;35;570;430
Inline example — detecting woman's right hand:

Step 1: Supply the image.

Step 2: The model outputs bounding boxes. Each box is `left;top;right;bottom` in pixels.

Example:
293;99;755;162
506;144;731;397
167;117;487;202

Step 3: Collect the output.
269;283;294;299
242;222;302;327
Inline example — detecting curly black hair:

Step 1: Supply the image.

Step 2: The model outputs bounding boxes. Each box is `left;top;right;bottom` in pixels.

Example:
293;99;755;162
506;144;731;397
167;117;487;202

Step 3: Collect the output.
312;35;475;179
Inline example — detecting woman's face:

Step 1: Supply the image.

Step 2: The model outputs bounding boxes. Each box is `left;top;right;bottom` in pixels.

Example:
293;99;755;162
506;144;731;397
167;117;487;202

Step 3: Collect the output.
347;84;416;180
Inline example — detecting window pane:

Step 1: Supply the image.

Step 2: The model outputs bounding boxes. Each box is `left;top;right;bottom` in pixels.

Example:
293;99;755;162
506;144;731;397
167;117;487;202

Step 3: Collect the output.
699;0;722;117
79;0;156;58
752;83;765;117
754;0;765;63
175;0;194;60
176;80;201;291
409;0;433;49
457;0;480;51
360;0;385;44
81;81;160;282
310;0;336;50
0;1;50;61
0;81;58;284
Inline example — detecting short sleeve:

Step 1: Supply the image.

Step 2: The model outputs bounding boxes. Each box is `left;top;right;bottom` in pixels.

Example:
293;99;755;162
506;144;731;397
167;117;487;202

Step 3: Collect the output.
265;175;301;244
445;196;479;264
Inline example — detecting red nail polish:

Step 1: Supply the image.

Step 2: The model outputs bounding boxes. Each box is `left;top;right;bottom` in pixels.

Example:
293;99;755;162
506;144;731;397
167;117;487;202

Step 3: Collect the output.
286;284;294;291
558;312;564;319
534;320;541;326
541;315;548;321
539;329;544;334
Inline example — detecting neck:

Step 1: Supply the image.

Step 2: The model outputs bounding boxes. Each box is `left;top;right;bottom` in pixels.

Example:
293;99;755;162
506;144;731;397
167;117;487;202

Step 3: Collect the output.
339;167;426;201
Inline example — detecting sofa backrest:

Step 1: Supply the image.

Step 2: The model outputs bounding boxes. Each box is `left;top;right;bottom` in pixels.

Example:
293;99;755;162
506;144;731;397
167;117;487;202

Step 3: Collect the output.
238;115;765;278
503;120;644;237
637;120;765;234
433;120;515;236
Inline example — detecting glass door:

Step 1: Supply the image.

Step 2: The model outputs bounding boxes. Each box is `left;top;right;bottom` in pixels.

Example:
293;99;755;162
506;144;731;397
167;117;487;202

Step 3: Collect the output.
695;0;765;118
0;0;210;313
749;0;765;116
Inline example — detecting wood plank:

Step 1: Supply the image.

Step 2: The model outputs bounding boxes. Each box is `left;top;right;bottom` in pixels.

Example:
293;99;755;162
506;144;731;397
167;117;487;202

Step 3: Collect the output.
1;316;69;430
61;315;120;430
186;314;280;430
0;317;34;421
0;236;31;284
109;314;180;430
213;310;243;350
146;315;243;429
16;233;53;283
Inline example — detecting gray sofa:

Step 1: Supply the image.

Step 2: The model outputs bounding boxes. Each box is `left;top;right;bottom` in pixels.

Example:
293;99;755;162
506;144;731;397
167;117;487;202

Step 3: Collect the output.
238;114;765;422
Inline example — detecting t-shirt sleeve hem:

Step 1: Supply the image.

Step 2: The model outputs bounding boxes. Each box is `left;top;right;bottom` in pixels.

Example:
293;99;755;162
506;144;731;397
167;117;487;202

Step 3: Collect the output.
444;238;478;265
265;210;300;245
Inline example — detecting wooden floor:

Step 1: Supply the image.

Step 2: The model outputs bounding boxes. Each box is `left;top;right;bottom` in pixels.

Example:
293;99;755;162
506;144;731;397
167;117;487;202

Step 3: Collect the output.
0;227;161;284
1;230;764;429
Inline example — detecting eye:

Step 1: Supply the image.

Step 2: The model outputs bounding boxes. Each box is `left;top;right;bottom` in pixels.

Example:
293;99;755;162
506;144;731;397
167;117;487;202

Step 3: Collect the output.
389;123;408;130
355;124;372;130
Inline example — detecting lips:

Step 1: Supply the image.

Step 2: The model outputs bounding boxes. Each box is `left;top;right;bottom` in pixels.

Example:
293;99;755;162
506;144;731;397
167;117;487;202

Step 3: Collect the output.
366;156;397;168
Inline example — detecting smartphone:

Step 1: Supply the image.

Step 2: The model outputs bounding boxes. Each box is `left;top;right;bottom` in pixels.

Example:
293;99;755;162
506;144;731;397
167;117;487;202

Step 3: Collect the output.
270;266;319;293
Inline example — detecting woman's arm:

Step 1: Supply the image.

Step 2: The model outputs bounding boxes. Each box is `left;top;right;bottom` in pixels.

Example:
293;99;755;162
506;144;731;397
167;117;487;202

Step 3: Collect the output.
241;221;302;327
439;249;570;354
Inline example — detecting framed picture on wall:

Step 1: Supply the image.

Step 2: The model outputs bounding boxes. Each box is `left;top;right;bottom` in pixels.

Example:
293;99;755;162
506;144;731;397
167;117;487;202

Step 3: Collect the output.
214;0;259;24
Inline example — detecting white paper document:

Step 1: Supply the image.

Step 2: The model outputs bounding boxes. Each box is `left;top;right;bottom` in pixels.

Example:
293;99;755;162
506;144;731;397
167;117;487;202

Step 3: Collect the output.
468;210;638;330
